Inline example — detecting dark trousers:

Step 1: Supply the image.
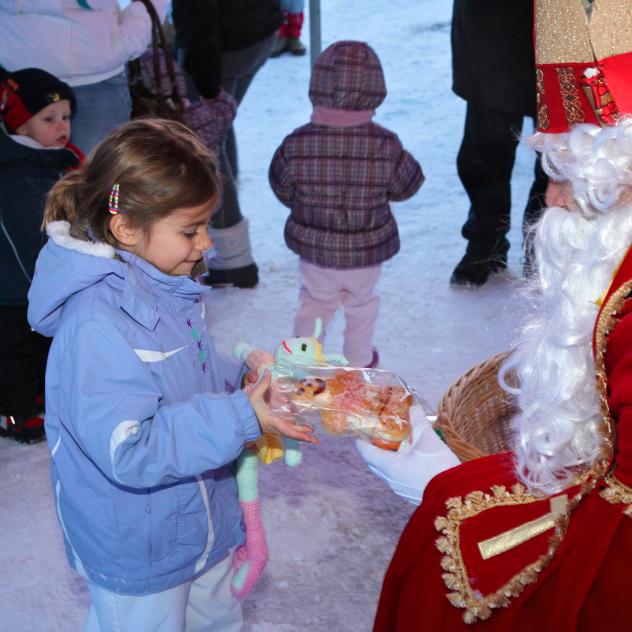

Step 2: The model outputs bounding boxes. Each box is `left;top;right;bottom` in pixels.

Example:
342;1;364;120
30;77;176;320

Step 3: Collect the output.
457;101;548;265
0;305;50;417
179;35;276;230
220;33;276;183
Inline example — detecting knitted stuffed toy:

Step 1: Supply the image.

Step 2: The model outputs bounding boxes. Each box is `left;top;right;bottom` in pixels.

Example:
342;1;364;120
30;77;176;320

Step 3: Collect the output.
231;319;347;598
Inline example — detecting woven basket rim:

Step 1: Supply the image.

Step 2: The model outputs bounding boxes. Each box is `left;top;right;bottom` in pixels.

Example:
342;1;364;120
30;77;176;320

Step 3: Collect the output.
435;351;515;462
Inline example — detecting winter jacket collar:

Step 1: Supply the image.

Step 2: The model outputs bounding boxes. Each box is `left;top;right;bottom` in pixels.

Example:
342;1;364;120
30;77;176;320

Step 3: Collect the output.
311;105;375;127
115;250;208;330
28;221;208;336
0;129;79;170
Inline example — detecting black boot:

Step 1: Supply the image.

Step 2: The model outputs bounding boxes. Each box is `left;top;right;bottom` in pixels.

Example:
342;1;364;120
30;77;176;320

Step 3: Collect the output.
449;248;507;288
204;219;259;289
202;263;259;289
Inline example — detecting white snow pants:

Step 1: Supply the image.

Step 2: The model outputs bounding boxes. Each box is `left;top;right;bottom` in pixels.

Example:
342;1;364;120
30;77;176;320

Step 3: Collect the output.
293;259;381;367
83;554;242;632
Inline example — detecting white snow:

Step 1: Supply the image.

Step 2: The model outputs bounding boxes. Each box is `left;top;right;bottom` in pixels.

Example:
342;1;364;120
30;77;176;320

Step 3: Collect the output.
0;0;535;629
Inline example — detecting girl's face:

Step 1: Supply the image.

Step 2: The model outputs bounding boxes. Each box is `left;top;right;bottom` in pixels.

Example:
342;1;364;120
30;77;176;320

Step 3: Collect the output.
129;201;214;276
16;99;72;148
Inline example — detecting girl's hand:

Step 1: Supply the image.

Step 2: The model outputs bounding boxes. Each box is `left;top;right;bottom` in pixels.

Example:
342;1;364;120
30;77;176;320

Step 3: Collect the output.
243;369;260;393
247;372;318;445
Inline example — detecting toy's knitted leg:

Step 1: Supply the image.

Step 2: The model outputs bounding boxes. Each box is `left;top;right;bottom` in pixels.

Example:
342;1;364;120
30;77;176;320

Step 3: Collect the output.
283;437;302;467
232;449;268;599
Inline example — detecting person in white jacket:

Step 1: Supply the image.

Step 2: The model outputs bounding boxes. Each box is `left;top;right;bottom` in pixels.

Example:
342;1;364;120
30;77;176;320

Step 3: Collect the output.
0;0;169;153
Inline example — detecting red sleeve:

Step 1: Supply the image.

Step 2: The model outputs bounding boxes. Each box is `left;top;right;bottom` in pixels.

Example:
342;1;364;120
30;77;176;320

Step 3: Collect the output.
605;300;632;486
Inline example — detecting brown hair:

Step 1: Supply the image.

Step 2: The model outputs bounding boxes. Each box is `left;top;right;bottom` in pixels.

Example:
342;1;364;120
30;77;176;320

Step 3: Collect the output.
44;117;221;245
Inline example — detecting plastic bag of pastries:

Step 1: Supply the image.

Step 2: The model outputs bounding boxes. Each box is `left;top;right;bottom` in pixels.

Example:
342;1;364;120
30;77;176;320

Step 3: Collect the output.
276;367;414;451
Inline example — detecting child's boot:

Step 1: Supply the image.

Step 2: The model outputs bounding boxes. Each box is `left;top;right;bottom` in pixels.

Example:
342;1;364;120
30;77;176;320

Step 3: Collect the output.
286;12;306;56
203;219;259;288
271;36;290;57
288;36;306;56
0;413;45;443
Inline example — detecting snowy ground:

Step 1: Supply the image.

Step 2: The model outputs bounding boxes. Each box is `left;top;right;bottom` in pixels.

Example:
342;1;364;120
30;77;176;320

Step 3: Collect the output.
0;0;537;630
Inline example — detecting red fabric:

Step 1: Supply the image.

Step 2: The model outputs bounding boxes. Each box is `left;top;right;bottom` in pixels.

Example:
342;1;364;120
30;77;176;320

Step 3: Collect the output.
601;52;632;120
278;11;303;39
536;51;632;133
536;62;599;133
375;253;632;629
0;82;33;132
65;142;85;170
375;455;632;630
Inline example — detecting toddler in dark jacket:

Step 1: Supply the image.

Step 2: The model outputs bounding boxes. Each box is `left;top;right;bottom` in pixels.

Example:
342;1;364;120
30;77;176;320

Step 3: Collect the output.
269;41;424;367
0;67;81;442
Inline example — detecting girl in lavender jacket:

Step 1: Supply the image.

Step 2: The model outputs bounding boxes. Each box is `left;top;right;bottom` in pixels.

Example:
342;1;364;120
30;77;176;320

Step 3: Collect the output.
269;41;424;367
27;118;316;631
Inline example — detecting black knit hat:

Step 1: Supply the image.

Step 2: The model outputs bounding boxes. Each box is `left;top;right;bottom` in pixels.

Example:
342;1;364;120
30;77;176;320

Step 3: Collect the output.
0;68;76;132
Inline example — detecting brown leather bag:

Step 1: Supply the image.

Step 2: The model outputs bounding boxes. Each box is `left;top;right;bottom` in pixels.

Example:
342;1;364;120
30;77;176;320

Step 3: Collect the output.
127;0;185;121
126;0;236;154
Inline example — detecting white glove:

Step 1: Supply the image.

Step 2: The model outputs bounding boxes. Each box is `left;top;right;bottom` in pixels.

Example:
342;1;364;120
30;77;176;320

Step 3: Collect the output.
355;405;460;505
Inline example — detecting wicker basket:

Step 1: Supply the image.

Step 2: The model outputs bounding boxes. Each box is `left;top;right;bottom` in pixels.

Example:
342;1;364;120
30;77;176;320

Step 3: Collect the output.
435;352;518;462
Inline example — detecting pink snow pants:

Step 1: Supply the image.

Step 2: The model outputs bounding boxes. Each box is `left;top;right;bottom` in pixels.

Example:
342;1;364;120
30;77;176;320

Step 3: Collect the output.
293;259;381;367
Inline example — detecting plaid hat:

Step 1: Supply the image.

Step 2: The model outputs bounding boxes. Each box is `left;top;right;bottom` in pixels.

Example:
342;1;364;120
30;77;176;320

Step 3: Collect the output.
0;68;76;132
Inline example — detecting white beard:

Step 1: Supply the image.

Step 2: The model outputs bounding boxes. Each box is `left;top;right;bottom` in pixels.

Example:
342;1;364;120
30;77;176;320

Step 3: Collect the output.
504;203;632;494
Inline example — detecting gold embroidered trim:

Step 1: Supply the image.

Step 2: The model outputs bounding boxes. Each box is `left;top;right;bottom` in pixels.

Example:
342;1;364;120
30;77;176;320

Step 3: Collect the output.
557;67;585;125
478;495;567;560
535;68;549;130
434;485;574;624
600;473;632;516
592;280;632;480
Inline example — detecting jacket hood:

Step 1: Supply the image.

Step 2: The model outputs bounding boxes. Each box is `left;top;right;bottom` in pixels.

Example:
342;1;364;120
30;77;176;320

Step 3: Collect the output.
28;221;121;337
0;129;79;169
309;40;386;111
27;221;207;337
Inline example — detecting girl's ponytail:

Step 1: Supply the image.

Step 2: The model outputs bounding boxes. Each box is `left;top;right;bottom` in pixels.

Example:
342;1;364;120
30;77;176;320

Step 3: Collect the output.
43;170;91;239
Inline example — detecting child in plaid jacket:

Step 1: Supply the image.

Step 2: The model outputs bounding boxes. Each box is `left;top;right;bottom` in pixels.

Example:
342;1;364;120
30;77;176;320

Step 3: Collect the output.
269;40;424;367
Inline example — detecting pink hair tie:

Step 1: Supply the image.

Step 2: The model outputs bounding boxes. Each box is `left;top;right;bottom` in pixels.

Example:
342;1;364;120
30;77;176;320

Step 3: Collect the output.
108;183;120;215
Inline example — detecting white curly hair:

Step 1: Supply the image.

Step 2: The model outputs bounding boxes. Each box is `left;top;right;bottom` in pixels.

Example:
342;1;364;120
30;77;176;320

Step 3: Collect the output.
501;118;632;494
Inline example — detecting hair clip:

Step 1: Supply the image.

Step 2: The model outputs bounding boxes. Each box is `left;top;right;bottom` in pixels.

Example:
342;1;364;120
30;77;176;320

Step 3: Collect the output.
108;183;120;215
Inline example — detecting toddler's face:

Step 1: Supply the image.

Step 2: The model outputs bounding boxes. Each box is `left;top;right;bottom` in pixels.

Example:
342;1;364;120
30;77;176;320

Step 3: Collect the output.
16;99;72;148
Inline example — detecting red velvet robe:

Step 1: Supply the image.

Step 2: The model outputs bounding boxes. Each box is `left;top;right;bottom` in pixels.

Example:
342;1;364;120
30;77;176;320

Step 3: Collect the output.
374;255;632;630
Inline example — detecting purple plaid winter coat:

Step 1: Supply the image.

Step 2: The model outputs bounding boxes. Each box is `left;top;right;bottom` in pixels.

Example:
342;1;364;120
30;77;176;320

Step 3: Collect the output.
269;40;424;269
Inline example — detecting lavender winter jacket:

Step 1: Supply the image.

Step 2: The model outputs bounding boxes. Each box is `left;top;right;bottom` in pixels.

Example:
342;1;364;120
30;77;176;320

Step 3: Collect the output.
269;41;424;269
27;222;261;595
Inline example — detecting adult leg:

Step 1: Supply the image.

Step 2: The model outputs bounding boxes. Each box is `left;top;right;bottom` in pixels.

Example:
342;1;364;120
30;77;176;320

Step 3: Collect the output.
340;266;381;367
522;152;548;277
83;580;189;632
204;137;257;287
202;36;276;288
451;102;523;287
293;260;342;342
0;306;49;415
221;34;276;176
0;306;49;441
185;555;243;632
70;71;132;154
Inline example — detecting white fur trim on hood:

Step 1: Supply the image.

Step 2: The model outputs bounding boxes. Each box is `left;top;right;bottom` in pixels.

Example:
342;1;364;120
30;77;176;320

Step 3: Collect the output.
46;221;116;259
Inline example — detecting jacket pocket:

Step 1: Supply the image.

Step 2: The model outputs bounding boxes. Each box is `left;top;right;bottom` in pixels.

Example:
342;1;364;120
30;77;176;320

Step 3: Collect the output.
175;479;212;564
149;486;177;563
